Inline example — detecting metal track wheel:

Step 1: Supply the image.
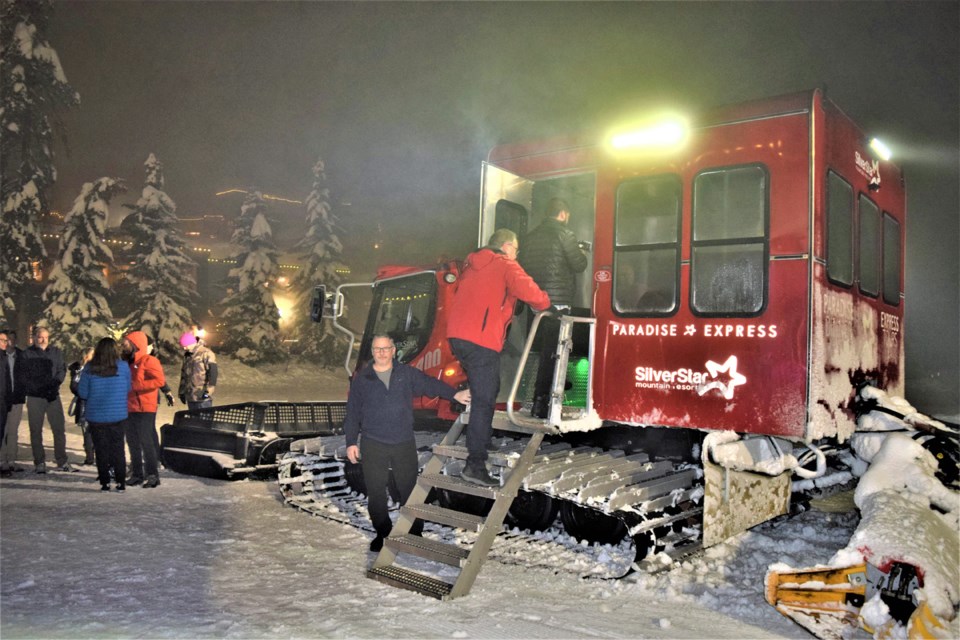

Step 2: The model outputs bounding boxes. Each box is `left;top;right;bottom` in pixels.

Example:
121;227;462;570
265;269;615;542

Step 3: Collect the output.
506;491;559;532
559;501;627;545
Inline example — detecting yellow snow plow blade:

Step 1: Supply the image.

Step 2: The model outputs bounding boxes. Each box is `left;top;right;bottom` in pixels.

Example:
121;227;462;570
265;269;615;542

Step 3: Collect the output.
765;564;868;639
906;600;950;639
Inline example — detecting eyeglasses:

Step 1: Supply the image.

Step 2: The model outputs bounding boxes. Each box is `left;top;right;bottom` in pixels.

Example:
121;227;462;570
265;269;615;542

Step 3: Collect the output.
372;346;395;353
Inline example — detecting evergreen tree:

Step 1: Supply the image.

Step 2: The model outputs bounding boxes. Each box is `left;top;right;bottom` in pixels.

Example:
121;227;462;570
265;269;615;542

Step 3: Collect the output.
291;158;346;363
0;0;79;328
218;189;284;364
40;178;124;354
120;153;197;360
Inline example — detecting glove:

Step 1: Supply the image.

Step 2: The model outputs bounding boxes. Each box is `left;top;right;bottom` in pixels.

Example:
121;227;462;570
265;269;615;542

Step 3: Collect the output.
178;393;186;405
164;391;175;407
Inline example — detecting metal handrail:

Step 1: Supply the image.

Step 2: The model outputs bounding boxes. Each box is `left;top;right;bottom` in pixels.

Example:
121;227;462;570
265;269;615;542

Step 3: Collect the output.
505;310;596;430
331;281;374;377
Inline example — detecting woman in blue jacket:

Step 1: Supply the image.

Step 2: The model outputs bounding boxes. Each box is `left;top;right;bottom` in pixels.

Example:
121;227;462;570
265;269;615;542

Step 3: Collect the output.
78;338;131;492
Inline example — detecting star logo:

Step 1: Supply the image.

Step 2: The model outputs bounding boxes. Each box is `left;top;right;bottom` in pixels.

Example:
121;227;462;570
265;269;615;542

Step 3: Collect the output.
698;355;747;400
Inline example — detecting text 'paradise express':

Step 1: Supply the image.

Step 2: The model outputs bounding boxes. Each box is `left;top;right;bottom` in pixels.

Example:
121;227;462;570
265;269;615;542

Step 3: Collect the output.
611;322;778;339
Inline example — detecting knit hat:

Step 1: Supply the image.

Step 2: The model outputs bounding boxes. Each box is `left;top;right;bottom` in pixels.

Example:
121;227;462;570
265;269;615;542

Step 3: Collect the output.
179;331;198;348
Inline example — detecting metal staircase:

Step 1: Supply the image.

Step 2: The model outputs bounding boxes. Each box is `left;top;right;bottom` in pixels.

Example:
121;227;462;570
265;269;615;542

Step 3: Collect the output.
366;414;551;599
367;311;595;599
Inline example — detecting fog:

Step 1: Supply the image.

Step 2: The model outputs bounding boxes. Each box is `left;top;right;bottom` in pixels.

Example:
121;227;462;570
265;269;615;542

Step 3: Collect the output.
47;1;959;415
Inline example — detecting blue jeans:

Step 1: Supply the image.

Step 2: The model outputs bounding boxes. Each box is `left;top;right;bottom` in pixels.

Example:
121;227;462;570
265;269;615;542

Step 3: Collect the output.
449;338;500;466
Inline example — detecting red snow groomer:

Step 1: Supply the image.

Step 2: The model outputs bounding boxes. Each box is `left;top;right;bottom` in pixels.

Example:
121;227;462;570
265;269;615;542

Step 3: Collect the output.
288;89;953;611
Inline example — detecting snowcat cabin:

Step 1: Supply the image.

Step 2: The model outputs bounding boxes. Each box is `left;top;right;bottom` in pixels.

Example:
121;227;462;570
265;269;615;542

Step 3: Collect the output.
485;89;905;444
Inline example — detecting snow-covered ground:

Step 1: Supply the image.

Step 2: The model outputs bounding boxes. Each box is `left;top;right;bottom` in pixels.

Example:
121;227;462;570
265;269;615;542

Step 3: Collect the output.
1;359;956;639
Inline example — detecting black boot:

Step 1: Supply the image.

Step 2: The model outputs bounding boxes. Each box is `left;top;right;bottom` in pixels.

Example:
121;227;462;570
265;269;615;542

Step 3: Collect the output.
531;395;549;419
461;462;498;487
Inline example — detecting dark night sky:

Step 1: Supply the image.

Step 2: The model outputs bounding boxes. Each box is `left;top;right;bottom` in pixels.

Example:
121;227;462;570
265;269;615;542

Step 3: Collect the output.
47;1;958;415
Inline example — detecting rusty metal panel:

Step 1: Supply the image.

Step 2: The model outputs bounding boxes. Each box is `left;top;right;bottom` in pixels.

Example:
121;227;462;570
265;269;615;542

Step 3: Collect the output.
702;456;791;547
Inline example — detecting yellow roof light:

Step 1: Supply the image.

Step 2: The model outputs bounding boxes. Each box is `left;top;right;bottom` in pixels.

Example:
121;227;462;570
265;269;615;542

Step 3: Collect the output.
610;116;689;152
869;138;892;162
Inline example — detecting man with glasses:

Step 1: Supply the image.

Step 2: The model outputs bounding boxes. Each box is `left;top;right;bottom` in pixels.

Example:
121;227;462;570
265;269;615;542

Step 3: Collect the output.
447;229;551;486
345;334;471;552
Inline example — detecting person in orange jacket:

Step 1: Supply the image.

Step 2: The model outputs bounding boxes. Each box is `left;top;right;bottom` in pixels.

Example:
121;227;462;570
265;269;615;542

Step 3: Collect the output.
121;331;165;488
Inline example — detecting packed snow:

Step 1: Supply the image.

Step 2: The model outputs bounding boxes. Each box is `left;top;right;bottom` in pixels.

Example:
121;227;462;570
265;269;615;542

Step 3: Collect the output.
1;359;957;639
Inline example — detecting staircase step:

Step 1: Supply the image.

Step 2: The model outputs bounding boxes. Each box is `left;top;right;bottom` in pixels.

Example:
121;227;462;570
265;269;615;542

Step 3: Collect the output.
490;411;558;435
367;565;452;600
432;444;517;467
401;503;487;531
385;534;470;567
420;473;502;499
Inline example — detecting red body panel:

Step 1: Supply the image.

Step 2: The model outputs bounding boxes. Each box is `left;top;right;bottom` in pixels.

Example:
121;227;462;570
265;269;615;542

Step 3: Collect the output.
482;90;905;442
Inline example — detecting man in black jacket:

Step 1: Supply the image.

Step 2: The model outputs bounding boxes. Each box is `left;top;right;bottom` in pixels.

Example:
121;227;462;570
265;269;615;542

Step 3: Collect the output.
0;336;9;476
21;327;70;473
0;330;26;474
344;334;470;552
519;198;589;418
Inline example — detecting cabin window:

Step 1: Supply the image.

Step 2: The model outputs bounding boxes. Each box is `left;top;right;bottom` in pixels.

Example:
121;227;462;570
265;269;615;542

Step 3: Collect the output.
882;213;901;306
364;272;437;365
691;165;768;315
858;195;881;297
613;175;681;316
826;171;854;286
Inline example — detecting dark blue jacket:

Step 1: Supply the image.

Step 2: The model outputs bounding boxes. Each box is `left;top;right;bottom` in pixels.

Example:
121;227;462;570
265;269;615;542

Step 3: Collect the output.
78;360;131;424
344;362;458;447
21;344;66;401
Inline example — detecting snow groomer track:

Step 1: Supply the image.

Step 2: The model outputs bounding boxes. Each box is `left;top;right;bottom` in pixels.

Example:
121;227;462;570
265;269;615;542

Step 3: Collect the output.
277;421;704;579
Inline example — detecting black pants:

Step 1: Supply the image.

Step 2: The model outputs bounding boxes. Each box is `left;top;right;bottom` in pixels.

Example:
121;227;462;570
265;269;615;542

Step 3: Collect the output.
533;314;562;408
125;412;159;480
90;421;126;487
449;338;500;466
360;437;421;539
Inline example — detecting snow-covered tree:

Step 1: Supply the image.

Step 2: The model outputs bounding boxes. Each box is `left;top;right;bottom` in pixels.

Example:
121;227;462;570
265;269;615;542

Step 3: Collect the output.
39;178;124;354
119;153;197;360
218;189;284;364
0;0;80;329
290;157;347;363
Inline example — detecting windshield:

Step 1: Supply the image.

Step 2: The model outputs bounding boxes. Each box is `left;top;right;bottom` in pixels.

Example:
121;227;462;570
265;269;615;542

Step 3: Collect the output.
358;272;438;367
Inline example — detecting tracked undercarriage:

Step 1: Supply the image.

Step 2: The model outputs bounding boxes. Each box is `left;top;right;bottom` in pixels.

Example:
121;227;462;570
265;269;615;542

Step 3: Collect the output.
277;408;705;586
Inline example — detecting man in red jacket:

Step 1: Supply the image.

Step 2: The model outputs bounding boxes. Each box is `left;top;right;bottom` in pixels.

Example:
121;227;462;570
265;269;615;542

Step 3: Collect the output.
121;331;166;488
447;229;551;486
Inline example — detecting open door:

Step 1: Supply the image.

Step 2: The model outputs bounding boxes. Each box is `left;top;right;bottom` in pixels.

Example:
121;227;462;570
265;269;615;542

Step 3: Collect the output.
479;162;535;247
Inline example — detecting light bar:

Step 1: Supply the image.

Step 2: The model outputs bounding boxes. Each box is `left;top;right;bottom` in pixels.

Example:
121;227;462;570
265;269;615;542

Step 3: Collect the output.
869;138;892;162
610;118;689;151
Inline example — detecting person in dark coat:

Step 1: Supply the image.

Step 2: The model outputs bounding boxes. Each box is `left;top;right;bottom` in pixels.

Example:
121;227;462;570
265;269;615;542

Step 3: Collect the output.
518;197;589;418
78;337;131;492
344;334;470;552
68;347;96;465
446;229;551;486
0;330;26;475
21;327;69;473
0;337;9;477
